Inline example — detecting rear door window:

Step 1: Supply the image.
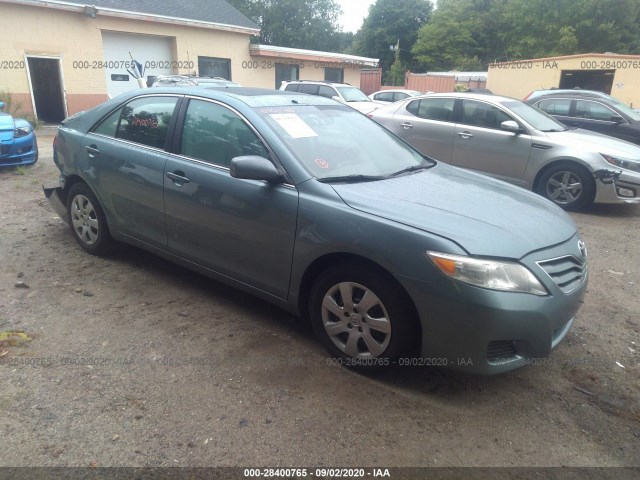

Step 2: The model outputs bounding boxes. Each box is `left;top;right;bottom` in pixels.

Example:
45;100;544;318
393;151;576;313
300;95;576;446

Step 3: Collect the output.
461;100;512;129
300;84;320;95
537;99;571;116
407;98;455;122
375;92;395;102
318;86;336;98
115;97;179;149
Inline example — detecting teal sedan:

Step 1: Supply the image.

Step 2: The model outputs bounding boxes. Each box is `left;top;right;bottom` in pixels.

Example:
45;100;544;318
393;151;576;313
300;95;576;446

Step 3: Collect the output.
45;88;588;374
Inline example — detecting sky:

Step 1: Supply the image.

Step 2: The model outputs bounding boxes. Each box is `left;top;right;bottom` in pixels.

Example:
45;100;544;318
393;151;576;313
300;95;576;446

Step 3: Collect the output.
336;0;376;33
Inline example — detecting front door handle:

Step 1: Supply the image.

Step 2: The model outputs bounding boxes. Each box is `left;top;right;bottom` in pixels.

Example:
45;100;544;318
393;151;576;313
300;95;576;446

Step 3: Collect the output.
457;131;474;139
85;145;100;157
166;171;190;185
400;122;413;129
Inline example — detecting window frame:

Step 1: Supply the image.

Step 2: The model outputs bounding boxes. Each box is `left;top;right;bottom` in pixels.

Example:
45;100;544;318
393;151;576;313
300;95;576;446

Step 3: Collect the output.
574;99;621;122
90;94;182;152
536;98;572;116
170;96;293;183
460;99;515;130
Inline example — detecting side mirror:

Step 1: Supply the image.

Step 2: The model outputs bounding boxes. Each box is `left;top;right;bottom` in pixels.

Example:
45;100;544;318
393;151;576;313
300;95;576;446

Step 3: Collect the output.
610;115;624;124
501;120;522;133
230;156;283;183
332;96;342;102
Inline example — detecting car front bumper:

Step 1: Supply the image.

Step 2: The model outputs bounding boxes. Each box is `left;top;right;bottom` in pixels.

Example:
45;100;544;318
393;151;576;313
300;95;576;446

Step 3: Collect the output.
399;235;588;375
0;134;38;167
593;168;640;204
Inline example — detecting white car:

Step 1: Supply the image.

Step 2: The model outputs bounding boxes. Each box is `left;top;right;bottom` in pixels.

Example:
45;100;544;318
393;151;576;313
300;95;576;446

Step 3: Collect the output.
280;81;383;115
369;89;425;103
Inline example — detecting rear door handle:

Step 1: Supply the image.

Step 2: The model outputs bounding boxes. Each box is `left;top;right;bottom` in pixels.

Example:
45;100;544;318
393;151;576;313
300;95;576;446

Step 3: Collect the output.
457;131;474;139
85;145;100;157
166;171;190;185
400;122;413;129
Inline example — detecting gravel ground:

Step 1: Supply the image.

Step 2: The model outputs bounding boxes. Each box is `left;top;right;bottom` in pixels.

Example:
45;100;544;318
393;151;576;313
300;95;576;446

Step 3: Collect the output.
1;129;639;471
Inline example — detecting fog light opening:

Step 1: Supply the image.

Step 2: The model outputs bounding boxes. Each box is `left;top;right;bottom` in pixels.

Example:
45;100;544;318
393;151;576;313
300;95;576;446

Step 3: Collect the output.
617;187;636;198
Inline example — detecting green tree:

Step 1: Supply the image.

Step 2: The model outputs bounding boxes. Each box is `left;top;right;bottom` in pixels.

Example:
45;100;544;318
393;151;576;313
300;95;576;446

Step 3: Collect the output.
226;0;345;51
412;0;640;71
353;0;433;75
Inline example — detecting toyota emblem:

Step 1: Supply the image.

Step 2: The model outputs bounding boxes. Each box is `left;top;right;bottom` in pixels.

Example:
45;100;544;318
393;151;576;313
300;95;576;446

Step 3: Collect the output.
578;239;588;258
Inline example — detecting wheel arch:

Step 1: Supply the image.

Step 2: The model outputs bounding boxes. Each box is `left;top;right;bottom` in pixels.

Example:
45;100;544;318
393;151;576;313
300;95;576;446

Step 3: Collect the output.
296;252;422;339
532;158;596;193
61;174;116;236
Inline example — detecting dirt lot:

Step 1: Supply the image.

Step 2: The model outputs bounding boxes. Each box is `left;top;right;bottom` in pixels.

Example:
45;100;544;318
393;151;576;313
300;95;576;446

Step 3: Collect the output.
1;129;639;470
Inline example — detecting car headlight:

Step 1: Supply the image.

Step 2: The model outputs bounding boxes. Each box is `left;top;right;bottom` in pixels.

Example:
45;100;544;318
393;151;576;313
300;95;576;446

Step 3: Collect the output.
427;251;547;296
601;153;640;173
14;126;31;138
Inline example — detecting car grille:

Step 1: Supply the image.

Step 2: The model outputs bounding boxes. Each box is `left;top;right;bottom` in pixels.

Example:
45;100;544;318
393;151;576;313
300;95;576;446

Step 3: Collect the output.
487;341;517;363
537;255;587;293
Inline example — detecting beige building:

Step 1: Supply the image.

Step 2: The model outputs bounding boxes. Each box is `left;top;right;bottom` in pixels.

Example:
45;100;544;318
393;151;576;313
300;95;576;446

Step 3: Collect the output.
487;53;640;108
0;0;377;122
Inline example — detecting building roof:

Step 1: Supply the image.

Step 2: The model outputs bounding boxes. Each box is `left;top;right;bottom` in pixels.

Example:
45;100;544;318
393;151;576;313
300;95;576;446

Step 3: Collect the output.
250;44;379;67
5;0;259;33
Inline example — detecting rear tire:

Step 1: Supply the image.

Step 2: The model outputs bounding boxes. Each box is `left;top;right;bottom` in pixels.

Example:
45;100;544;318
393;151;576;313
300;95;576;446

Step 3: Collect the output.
67;183;113;255
537;163;595;210
309;264;418;369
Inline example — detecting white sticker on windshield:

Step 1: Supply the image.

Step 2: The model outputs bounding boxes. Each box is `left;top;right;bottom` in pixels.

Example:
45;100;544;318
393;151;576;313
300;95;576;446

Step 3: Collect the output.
270;113;318;138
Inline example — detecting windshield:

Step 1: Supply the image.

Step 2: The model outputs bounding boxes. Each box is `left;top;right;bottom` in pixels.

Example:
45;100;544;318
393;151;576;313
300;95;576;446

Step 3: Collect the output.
256;105;432;181
336;87;371;103
502;100;568;132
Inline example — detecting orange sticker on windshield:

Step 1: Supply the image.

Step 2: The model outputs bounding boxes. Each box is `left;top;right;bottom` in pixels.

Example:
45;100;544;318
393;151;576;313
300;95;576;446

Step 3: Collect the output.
314;159;329;169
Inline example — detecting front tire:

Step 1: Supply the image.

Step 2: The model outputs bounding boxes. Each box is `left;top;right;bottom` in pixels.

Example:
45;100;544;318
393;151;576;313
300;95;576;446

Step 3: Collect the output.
309;264;418;368
67;183;113;255
537;164;595;210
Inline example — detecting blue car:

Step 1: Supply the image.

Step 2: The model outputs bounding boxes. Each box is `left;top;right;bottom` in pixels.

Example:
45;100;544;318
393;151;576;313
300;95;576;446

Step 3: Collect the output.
0;101;38;167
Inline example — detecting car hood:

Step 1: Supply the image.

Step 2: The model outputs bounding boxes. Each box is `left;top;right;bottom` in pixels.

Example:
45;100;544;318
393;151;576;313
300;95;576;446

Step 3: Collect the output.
0;114;15;141
545;128;640;157
332;163;577;259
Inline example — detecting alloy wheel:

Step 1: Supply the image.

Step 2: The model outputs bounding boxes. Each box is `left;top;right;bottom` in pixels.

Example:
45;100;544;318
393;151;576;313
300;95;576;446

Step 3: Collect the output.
545;171;583;205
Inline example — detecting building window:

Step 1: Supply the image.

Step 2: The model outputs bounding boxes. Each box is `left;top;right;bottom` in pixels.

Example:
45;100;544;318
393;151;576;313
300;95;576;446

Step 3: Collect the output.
198;57;231;80
275;64;299;89
324;67;344;83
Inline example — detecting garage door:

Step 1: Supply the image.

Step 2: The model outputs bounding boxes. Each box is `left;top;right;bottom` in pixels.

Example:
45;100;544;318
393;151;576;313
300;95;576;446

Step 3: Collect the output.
101;31;173;98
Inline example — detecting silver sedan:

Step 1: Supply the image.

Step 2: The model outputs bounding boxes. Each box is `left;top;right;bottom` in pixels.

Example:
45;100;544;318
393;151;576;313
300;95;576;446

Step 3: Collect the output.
370;92;640;210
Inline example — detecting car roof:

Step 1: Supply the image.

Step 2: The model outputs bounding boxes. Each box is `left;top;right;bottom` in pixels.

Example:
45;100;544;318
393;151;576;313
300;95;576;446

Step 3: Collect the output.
532;91;609;99
372;89;421;94
286;80;351;87
412;92;517;103
128;87;340;108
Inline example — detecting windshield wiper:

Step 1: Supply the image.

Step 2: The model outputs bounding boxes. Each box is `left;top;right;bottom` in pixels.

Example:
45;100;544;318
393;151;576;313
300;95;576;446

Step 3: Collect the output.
389;163;435;177
541;128;567;132
318;174;387;183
